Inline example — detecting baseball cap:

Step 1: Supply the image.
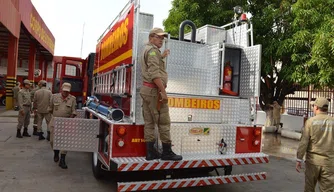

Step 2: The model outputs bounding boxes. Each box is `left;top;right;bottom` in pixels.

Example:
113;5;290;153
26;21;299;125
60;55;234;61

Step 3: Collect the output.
311;97;329;108
61;83;71;92
23;79;31;85
149;28;168;37
38;80;47;85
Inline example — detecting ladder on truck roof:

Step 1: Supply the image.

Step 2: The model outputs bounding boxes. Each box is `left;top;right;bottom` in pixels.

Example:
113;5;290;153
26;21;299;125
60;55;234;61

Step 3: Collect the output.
93;64;133;97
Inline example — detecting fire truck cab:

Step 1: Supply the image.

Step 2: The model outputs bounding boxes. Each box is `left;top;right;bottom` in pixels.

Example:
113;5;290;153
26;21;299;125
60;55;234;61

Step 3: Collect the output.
53;1;268;191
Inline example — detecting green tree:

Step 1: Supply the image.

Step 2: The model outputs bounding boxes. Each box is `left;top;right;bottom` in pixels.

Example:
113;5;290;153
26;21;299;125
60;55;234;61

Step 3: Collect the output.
248;0;298;113
288;0;334;87
163;0;247;36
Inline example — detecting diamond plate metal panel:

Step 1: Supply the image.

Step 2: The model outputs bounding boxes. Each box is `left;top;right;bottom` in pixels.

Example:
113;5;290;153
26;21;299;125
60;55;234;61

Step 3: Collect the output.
170;124;236;155
134;90;144;124
76;109;85;119
168;94;223;123
138;13;153;31
240;45;262;98
225;24;249;47
184;25;226;44
221;98;239;124
221;98;251;125
166;40;220;96
135;32;150;88
239;99;251;125
53;118;100;152
135;94;251;124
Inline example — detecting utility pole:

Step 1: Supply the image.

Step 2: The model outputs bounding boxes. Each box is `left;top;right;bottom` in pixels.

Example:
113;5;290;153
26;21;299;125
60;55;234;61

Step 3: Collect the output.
80;22;85;58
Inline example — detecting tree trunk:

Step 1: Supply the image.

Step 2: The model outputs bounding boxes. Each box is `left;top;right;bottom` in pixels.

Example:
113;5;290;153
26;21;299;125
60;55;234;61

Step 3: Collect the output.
265;109;274;127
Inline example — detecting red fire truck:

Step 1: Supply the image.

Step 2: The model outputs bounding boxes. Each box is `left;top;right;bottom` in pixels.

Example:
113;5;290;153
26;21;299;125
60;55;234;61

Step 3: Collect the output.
53;1;268;191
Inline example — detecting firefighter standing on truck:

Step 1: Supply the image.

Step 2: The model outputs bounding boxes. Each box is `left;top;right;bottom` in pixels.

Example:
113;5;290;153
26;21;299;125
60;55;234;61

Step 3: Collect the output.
31;82;41;136
49;82;77;169
296;97;334;192
16;79;32;138
140;27;182;161
33;80;52;141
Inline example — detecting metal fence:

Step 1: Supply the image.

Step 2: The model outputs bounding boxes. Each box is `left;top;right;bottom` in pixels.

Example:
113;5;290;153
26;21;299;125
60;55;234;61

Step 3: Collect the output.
284;86;334;118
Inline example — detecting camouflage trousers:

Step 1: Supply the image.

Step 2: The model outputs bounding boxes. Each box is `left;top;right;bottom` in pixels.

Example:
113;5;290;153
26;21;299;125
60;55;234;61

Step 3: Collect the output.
49;117;67;155
140;86;171;143
17;106;31;130
37;113;51;132
304;162;334;192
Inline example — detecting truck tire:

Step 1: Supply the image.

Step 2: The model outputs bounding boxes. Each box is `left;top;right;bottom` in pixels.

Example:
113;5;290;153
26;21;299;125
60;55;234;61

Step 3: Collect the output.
224;166;232;175
0;96;5;106
92;152;106;179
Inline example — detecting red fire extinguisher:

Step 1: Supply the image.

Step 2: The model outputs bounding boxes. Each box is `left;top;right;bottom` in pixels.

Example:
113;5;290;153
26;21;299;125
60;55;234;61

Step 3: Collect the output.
223;61;232;91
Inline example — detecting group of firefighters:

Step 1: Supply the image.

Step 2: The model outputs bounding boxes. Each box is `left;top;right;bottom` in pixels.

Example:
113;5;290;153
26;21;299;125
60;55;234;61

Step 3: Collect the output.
8;27;333;191
12;79;76;169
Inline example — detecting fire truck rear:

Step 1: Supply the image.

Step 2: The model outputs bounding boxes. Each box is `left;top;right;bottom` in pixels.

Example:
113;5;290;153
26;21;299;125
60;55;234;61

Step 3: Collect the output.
53;1;268;191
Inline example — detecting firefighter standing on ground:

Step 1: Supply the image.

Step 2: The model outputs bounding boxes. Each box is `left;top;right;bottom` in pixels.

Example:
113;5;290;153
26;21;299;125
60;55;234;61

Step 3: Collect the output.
16;80;32;138
270;101;282;133
140;28;182;161
296;97;334;192
49;83;77;169
12;82;21;111
33;80;52;141
31;82;41;135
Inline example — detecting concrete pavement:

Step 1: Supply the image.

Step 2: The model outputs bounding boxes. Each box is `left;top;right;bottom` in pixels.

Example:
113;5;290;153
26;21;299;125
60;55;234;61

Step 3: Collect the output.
0;107;315;192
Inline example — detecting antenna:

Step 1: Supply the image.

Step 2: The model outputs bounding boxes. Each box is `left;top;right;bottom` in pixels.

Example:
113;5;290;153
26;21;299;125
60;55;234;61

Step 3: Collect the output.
80;22;85;58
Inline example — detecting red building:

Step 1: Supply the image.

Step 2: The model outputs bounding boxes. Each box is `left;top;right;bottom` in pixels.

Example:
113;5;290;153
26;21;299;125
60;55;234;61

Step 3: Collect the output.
0;0;55;109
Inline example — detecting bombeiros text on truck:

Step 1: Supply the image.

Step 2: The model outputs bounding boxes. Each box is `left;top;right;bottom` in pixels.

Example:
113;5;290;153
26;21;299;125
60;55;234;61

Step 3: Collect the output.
52;1;268;191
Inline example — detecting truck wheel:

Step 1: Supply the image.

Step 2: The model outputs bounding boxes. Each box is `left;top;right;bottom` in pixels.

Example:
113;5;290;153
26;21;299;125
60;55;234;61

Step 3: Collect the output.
224;166;232;175
92;152;105;179
0;96;5;106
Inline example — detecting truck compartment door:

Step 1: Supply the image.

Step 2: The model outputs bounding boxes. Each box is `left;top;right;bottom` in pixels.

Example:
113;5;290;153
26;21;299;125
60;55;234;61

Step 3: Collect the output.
239;45;262;98
53;117;100;152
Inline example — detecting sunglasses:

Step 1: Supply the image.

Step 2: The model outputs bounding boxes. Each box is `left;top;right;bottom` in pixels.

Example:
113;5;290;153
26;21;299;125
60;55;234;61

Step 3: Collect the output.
153;35;165;40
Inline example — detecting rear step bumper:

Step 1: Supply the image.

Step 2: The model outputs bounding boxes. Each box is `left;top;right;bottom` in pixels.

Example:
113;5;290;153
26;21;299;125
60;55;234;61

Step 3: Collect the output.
111;153;269;171
118;172;267;191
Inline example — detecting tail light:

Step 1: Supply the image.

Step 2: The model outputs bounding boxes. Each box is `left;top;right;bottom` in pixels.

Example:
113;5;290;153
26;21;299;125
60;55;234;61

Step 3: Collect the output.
253;128;262;146
254;128;262;136
117;126;127;137
236;126;262;153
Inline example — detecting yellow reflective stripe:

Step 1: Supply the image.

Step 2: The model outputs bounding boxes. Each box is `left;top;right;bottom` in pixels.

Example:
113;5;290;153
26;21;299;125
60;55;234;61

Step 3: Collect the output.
94;49;132;74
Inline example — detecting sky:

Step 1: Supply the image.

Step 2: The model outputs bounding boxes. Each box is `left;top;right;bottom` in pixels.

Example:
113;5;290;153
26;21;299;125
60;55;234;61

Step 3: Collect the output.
31;0;172;58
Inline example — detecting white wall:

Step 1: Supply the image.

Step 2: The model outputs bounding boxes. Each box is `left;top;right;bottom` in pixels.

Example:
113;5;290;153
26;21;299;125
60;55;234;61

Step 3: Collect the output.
256;111;305;132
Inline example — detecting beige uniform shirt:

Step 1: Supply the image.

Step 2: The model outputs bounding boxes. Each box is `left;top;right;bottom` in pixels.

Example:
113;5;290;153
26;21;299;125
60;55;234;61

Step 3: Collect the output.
33;87;52;113
30;87;40;100
18;88;31;109
297;113;334;166
12;86;20;99
140;43;168;87
49;93;77;118
272;104;281;119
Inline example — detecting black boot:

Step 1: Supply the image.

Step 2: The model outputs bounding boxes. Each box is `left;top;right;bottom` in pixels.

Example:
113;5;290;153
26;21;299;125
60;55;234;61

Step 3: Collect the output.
22;128;31;137
33;126;38;136
53;150;59;162
38;132;45;140
46;131;50;141
161;143;182;161
59;154;68;169
145;142;161;161
16;129;23;138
